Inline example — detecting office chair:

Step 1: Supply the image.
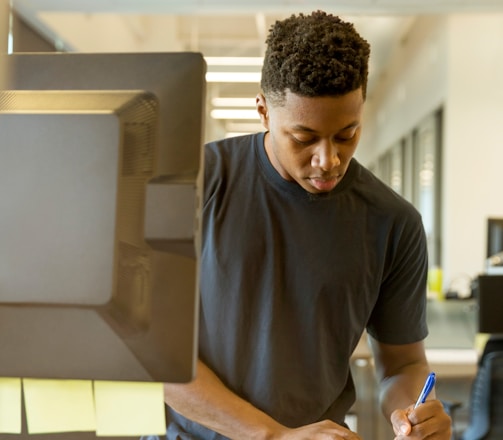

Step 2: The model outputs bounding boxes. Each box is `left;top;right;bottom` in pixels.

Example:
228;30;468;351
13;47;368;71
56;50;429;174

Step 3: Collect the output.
459;348;503;440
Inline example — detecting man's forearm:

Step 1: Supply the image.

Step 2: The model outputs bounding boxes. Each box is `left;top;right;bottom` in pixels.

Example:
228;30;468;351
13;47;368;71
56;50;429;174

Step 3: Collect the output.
368;337;433;420
163;359;284;440
377;362;432;419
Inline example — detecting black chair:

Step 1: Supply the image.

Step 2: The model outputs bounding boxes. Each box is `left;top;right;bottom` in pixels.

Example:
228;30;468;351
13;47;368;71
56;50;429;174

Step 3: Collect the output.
459;346;503;440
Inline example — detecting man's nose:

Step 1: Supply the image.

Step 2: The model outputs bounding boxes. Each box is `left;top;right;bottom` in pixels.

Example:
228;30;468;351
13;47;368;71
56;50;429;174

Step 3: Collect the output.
311;140;341;171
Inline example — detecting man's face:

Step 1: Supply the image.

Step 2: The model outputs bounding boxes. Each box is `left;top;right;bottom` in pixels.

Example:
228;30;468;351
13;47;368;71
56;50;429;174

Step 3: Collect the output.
257;88;364;194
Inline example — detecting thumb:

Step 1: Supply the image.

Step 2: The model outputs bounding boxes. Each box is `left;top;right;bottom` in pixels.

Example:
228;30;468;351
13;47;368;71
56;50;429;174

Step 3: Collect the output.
390;408;412;436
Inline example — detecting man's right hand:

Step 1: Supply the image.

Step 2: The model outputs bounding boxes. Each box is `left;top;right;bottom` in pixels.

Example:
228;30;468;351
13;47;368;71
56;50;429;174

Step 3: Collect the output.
164;360;362;440
273;419;362;440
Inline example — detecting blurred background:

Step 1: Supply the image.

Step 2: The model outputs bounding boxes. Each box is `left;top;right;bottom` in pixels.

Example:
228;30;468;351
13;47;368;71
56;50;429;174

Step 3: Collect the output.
3;1;503;437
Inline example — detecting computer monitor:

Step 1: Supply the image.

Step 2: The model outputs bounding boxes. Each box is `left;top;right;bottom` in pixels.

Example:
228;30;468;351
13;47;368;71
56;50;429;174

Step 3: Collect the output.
487;217;503;258
0;52;206;383
477;275;503;334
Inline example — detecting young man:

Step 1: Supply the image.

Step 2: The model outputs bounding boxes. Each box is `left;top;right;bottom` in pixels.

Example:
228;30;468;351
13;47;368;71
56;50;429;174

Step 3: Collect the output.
160;11;452;440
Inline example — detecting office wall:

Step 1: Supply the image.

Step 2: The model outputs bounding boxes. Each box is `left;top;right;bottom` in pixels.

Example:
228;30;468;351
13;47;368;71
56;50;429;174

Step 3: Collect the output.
359;13;503;289
443;14;503;286
358;15;447;161
12;13;57;52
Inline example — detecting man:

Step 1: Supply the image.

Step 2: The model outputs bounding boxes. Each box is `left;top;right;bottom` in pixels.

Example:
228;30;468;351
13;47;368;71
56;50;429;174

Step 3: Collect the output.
160;11;452;440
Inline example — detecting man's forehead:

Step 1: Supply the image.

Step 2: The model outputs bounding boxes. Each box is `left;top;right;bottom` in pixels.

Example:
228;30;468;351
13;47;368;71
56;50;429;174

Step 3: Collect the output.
274;89;364;124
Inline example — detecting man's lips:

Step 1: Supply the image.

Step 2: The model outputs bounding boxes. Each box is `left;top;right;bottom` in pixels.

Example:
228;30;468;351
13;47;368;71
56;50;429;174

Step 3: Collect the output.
309;175;340;191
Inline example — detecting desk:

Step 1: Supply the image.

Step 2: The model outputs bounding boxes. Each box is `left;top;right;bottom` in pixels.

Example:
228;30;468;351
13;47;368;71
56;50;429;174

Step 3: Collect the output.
351;299;479;439
424;299;479;377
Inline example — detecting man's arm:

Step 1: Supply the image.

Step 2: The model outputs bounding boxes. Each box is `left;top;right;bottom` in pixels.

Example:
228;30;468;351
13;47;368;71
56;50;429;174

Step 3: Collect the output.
369;336;452;439
163;359;361;440
163;359;280;439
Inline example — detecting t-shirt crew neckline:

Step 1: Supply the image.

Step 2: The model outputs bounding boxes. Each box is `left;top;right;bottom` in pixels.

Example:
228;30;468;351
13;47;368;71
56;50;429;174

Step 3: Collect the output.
254;131;357;201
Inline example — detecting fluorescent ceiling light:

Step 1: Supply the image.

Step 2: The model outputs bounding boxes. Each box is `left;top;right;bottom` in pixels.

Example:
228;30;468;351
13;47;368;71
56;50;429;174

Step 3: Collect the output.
210;109;259;120
206;72;261;83
205;57;263;66
211;97;256;107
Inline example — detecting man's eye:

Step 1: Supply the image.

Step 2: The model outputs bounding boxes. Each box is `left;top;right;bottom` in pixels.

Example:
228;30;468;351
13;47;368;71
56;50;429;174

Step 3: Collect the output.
335;136;353;142
292;136;315;145
335;131;356;142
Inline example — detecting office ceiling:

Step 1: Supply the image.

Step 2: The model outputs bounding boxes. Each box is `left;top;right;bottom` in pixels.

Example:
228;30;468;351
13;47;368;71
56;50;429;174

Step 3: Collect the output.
11;0;503;14
11;0;503;136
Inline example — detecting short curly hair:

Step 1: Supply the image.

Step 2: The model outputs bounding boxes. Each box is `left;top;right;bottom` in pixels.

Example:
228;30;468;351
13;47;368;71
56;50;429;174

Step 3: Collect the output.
260;11;370;105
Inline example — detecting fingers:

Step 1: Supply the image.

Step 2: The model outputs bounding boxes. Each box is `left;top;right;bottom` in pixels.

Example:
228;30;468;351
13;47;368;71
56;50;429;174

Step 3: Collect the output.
284;419;362;439
391;400;452;440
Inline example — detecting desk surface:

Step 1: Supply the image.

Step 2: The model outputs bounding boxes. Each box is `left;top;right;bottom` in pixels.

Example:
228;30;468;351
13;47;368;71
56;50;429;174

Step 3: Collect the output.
352;299;479;377
425;299;477;349
425;299;478;376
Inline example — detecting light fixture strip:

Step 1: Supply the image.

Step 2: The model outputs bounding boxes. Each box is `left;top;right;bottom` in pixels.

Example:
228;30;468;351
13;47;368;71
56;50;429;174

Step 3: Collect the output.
204;57;263;66
206;72;261;83
210;109;260;120
211;97;257;108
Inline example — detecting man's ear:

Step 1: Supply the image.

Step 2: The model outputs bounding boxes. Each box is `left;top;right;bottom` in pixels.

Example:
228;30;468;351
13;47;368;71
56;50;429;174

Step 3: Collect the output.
256;93;269;129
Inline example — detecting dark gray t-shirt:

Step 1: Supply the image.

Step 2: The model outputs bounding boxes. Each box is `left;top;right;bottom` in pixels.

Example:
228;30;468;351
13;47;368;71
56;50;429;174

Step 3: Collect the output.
164;132;428;439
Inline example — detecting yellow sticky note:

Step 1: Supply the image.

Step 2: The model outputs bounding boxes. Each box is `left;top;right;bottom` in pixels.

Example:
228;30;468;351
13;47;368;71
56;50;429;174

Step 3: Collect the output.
475;333;491;354
94;381;166;436
0;377;22;433
23;379;95;434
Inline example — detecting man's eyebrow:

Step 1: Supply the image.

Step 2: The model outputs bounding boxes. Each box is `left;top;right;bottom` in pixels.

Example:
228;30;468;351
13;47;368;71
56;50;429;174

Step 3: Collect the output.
291;122;360;132
291;124;316;133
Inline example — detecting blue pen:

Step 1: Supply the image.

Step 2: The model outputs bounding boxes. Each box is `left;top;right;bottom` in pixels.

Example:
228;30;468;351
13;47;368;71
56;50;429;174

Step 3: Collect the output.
414;372;436;409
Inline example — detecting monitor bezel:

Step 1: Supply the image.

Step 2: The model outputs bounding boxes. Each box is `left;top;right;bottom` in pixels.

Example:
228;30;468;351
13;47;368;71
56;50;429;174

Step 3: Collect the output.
0;52;206;383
